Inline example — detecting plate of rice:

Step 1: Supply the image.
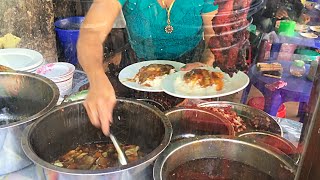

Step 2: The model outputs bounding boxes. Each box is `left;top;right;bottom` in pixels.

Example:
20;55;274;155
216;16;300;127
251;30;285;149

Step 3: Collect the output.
119;60;186;92
162;67;250;99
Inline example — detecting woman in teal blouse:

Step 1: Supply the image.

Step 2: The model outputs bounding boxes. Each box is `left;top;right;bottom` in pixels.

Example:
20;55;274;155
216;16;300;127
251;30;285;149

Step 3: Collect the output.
77;0;218;135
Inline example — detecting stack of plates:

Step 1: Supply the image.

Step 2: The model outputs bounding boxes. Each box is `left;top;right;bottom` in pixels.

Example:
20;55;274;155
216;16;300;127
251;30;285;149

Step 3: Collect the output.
0;48;45;72
35;62;75;98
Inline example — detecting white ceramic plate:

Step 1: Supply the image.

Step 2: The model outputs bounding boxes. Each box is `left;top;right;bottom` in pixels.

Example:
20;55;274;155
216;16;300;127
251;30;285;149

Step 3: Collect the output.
0;48;44;71
315;4;320;11
295;24;309;32
162;67;250;99
35;62;75;82
118;60;186;92
310;26;320;33
300;32;318;39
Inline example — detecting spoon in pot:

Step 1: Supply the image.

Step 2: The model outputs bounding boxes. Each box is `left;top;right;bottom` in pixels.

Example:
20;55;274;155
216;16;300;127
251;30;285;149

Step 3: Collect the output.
109;133;128;165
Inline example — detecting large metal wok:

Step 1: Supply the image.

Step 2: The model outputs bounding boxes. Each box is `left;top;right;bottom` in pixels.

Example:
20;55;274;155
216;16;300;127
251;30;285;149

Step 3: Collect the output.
21;98;172;180
154;136;296;180
0;71;59;175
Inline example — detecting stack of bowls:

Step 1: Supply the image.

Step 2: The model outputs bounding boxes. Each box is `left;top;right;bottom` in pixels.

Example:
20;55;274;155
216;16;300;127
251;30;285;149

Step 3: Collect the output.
35;62;75;98
0;48;45;73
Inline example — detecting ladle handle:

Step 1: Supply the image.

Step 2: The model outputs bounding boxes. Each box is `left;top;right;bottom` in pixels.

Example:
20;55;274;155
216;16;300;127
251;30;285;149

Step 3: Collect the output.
109;133;128;165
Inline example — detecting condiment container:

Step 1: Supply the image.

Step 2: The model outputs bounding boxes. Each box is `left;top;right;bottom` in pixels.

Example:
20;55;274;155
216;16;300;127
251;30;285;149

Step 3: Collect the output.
290;60;306;77
307;60;319;81
278;20;296;37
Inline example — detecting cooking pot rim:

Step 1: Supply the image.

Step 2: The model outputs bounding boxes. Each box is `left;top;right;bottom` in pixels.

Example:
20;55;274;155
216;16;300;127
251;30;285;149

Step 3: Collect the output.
0;71;59;129
153;135;297;180
197;101;284;136
21;98;173;175
164;107;236;136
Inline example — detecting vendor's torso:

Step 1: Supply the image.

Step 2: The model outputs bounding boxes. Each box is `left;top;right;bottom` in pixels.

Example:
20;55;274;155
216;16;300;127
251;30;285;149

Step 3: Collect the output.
121;0;208;60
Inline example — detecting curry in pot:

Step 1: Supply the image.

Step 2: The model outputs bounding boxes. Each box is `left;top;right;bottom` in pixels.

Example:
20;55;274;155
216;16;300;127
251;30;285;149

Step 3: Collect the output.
52;142;143;170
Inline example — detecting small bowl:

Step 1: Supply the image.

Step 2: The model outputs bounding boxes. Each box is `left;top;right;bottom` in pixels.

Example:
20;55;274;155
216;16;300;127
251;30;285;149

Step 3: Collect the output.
36;62;75;97
165;107;235;142
238;131;300;164
35;62;75;82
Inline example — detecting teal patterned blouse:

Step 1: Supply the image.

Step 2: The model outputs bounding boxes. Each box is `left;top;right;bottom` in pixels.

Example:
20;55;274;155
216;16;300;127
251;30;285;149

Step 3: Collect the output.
118;0;218;60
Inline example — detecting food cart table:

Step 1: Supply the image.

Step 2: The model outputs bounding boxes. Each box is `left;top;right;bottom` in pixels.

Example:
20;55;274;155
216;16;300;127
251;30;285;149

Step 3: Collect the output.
0;117;303;180
241;60;313;121
277;33;320;49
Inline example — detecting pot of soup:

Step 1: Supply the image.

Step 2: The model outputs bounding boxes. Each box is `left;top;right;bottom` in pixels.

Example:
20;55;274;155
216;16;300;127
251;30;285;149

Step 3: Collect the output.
154;136;296;180
21;98;172;180
165;107;235;142
0;71;59;175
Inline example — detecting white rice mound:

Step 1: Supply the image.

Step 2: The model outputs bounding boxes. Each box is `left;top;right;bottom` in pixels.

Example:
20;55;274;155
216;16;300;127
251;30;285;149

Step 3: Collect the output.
137;69;175;88
174;75;217;95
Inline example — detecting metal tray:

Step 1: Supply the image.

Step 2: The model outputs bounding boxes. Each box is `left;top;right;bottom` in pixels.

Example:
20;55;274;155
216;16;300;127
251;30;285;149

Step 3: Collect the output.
197;101;283;136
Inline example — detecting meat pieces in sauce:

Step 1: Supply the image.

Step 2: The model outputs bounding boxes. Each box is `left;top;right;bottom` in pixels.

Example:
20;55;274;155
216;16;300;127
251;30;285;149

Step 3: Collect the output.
183;69;224;91
52;143;142;170
132;64;175;86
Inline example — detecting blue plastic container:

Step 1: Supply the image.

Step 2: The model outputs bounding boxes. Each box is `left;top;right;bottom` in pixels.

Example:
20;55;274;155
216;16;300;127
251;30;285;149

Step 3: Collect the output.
54;16;85;65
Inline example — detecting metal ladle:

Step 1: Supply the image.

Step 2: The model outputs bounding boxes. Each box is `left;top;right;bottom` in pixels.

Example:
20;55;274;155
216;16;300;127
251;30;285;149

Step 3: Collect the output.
109;133;128;165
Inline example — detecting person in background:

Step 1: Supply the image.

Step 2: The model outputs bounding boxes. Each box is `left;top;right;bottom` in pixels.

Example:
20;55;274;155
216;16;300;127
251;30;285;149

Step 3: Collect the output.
77;0;218;135
253;0;310;33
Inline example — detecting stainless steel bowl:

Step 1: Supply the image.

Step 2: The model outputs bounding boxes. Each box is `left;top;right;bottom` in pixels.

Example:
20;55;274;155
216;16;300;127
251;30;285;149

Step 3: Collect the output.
154;136;296;180
238;131;300;164
0;71;59;175
21;98;172;180
165;107;235;142
198;101;283;136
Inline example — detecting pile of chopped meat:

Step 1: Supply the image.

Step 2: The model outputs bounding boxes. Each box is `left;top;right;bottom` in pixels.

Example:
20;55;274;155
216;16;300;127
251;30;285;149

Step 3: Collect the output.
201;106;247;133
208;0;252;76
130;64;175;86
183;69;224;91
52;143;142;170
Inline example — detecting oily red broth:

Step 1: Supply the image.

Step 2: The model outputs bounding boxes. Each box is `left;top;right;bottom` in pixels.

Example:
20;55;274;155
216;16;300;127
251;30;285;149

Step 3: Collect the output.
168;158;294;180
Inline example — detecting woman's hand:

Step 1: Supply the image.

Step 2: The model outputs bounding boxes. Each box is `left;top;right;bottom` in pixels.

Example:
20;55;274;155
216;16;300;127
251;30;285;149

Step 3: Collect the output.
298;13;311;24
83;73;116;135
76;0;122;135
180;62;206;71
275;9;289;19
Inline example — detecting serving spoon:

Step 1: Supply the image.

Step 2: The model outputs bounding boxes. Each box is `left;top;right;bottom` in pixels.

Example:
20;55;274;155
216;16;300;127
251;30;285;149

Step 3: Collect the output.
109;133;128;165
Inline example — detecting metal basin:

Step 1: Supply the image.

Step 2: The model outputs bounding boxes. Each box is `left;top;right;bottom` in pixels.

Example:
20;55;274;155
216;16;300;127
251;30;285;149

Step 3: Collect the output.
21;98;172;180
0;71;59;175
154;136;296;180
165;107;235;142
238;131;300;165
198;101;283;136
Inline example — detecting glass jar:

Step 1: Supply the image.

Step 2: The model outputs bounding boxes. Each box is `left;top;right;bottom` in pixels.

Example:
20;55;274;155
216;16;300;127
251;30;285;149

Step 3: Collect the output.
290;60;306;77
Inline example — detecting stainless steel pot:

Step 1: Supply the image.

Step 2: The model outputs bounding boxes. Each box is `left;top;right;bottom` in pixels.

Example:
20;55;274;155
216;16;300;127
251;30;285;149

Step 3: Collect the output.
21;98;172;180
198;101;283;136
0;71;59;175
238;131;300;165
165;107;235;142
154;136;296;180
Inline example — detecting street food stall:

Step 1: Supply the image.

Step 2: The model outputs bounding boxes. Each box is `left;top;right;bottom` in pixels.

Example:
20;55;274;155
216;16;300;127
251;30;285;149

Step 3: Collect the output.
1;0;320;179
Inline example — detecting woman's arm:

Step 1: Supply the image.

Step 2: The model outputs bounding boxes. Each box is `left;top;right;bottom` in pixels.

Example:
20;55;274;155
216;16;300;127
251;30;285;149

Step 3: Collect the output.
201;10;218;66
78;0;122;77
77;0;122;135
